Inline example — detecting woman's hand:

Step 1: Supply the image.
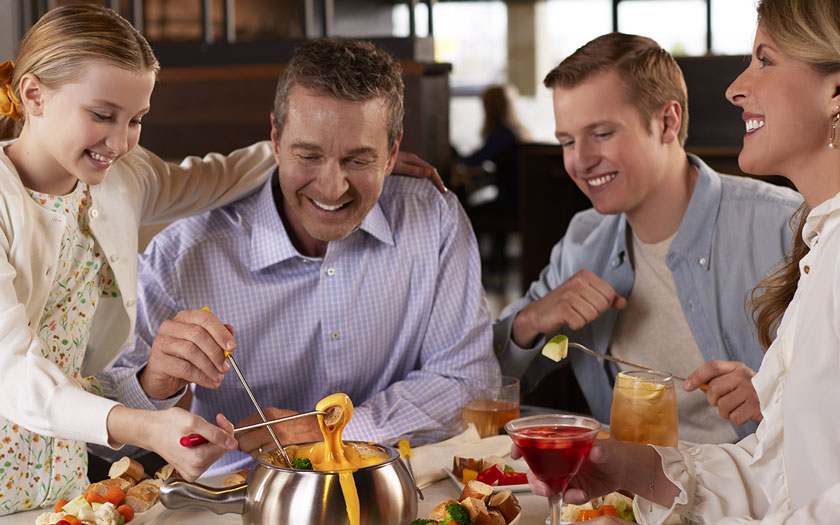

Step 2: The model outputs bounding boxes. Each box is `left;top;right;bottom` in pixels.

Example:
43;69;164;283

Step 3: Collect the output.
512;439;641;503
393;151;446;193
107;406;237;480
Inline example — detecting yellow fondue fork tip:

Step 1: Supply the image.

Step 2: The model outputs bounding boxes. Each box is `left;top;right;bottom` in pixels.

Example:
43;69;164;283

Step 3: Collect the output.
398;439;412;458
202;306;233;357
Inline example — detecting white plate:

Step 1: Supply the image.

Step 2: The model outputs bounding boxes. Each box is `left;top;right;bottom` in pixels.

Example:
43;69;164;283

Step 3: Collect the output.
130;501;165;525
443;458;531;494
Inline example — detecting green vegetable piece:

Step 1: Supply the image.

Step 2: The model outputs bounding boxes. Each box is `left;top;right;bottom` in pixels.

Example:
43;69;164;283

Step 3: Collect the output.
503;465;514;473
410;520;438;525
291;457;313;470
541;334;569;362
441;501;471;525
616;499;636;522
61;494;92;515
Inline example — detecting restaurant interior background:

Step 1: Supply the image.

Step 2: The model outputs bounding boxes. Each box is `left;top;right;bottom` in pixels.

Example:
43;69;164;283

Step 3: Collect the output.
0;0;779;411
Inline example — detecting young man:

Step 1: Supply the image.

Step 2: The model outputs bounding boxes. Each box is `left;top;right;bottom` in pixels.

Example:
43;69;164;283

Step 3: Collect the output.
97;38;500;475
494;33;802;443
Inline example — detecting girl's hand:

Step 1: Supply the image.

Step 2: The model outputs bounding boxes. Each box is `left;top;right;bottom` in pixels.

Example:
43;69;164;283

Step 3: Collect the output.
150;409;237;480
108;406;237;480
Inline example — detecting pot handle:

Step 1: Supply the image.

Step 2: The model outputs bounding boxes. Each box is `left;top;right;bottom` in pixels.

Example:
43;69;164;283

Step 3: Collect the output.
160;478;247;515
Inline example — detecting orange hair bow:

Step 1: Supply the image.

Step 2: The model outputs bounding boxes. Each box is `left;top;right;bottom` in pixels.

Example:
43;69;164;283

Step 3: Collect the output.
0;60;23;121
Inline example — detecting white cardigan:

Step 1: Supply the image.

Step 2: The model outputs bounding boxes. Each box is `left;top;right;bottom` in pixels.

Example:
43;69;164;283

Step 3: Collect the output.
0;140;274;447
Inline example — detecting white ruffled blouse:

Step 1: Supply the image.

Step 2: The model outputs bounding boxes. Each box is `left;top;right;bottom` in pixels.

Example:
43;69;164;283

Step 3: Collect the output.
636;192;840;524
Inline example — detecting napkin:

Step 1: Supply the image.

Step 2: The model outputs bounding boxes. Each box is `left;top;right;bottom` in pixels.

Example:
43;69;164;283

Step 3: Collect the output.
411;425;513;489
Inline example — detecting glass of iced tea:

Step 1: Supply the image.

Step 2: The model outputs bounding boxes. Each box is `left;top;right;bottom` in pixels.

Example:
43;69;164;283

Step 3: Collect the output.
460;376;520;438
505;414;601;525
609;370;678;447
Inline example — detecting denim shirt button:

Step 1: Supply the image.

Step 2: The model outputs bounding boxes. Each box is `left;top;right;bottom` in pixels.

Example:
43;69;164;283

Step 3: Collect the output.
699;257;707;266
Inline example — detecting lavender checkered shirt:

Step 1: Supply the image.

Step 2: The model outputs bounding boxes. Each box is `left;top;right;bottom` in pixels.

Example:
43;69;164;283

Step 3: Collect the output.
97;171;500;475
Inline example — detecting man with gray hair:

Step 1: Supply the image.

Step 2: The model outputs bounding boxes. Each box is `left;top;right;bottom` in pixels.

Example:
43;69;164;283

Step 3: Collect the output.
98;37;500;475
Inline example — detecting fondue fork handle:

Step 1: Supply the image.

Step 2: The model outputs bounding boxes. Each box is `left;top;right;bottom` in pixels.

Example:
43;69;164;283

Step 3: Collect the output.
397;439;424;500
180;411;328;447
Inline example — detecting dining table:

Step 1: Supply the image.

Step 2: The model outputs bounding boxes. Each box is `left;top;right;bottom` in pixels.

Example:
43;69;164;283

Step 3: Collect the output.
0;471;550;525
0;406;567;525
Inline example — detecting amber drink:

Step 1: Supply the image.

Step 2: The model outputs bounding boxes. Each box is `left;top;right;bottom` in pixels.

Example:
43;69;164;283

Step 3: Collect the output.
460;376;520;438
609;370;678;447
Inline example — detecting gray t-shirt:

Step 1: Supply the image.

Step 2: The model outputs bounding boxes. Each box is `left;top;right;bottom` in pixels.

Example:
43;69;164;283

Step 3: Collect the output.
609;230;739;444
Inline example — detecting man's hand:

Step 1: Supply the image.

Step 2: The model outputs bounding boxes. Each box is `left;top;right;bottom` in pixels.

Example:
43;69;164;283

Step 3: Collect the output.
511;270;627;348
139;309;236;400
684;360;762;425
393;151;446;193
236;408;323;457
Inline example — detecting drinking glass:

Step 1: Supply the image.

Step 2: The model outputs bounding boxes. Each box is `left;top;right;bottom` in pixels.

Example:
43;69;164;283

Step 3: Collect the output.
505;414;601;525
609;370;678;447
460;375;520;438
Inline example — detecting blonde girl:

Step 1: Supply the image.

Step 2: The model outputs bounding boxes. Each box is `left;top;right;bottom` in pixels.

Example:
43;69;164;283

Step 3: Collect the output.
0;5;276;514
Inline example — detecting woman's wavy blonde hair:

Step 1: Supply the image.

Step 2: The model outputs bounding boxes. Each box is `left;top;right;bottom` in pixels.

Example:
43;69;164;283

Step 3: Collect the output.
750;0;840;349
0;4;158;140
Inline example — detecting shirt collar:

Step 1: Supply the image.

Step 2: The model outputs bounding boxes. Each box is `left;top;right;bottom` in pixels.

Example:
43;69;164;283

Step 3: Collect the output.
611;154;717;270
803;191;840;248
666;154;719;270
248;170;395;271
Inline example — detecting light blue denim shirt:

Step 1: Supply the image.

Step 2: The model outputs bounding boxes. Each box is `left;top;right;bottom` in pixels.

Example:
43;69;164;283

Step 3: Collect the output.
494;155;802;440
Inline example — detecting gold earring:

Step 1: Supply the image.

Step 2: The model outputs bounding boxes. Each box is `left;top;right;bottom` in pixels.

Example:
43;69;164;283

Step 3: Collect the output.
830;106;840;149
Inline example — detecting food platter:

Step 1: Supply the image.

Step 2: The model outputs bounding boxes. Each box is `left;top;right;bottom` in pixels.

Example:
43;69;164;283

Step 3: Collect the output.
444;457;532;494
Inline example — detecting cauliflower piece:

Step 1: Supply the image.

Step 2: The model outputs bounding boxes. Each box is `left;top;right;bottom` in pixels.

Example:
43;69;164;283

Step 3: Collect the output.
34;512;66;525
94;502;121;525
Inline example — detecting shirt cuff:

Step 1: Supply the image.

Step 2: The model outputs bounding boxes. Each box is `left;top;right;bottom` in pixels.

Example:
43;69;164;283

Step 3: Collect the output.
48;383;121;447
635;445;692;525
116;367;186;411
493;314;545;378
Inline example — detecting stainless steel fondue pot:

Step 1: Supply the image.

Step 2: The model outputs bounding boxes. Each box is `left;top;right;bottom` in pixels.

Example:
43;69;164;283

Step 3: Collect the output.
160;442;418;524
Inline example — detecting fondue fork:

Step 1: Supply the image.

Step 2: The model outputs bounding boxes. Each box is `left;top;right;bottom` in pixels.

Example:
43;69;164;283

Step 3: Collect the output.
199;307;292;467
180;411;328;447
398;439;424;500
567;342;709;391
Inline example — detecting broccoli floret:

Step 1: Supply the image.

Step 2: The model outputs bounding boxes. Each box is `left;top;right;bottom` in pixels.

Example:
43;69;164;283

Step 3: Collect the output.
410;520;438;525
441;502;471;525
291;457;313;470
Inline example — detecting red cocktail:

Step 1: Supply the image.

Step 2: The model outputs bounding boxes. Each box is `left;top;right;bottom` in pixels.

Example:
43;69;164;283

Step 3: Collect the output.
505;415;601;525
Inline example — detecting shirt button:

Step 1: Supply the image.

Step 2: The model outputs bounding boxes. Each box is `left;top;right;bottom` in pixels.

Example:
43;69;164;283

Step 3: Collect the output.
804;265;810;274
699;257;706;266
45;267;51;276
326;267;336;276
126;298;136;307
331;331;340;340
89;208;99;219
687;301;694;310
611;259;619;268
110;255;120;263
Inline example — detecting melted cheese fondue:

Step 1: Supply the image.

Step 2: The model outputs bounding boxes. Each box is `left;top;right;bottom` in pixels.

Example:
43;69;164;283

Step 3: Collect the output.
286;393;383;525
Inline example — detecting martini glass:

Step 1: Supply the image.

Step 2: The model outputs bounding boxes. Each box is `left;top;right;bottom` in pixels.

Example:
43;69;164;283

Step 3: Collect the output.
505;414;600;525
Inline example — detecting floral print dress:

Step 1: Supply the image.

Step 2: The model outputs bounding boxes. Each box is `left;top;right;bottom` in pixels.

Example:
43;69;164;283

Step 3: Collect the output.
0;182;118;514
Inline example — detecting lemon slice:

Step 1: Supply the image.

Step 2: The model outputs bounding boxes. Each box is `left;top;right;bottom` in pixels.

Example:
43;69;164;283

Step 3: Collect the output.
615;372;665;400
541;334;569;362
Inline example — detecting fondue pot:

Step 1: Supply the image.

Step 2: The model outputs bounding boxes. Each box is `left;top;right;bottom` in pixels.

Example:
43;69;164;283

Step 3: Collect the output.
160;442;418;524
